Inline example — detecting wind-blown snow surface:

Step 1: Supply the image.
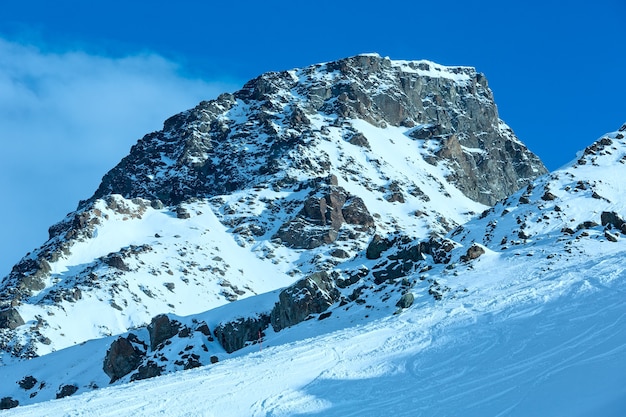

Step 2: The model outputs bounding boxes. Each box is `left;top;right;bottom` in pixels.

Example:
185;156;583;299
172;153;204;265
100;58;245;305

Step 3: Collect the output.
5;246;625;416
5;128;626;416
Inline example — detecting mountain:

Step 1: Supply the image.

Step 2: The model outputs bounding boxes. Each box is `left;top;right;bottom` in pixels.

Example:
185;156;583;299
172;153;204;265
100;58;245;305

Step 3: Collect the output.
3;124;625;416
7;54;615;414
0;54;545;362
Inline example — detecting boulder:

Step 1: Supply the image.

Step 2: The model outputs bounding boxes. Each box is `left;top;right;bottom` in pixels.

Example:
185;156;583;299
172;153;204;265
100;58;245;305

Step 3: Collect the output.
176;206;191;219
130;361;163;381
0;307;25;329
56;384;78;399
0;397;18;410
148;314;181;350
103;336;145;382
396;292;414;309
214;315;270;354
601;211;626;232
461;244;485;262
271;271;341;332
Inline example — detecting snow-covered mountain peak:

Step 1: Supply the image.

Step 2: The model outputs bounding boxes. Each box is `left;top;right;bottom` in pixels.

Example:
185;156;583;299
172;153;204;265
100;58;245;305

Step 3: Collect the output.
0;55;560;411
87;53;545;207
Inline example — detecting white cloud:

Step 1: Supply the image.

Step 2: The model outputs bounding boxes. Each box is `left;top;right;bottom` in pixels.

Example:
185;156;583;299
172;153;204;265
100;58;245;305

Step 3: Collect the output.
0;38;240;277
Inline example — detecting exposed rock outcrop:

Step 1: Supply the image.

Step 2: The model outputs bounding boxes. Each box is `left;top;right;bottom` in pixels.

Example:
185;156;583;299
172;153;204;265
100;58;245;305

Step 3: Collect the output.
148;315;181;351
274;184;375;249
601;211;626;232
0;308;25;330
0;397;18;410
461;244;486;262
84;54;545;208
56;384;78;399
103;335;145;383
271;271;341;332
213;315;270;354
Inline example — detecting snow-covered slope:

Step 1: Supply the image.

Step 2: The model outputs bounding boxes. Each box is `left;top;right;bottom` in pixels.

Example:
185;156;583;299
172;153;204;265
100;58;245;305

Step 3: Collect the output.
3;125;626;416
0;54;545;362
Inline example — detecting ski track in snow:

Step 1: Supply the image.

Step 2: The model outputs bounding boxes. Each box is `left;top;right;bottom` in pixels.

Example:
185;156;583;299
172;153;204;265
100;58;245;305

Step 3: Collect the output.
5;259;626;417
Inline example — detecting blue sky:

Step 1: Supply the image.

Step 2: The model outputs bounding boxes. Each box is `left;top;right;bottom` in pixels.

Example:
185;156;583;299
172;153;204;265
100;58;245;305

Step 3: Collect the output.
0;0;624;277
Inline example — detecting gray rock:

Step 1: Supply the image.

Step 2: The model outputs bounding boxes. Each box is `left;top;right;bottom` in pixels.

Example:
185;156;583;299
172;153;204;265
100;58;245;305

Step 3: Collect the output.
347;132;371;149
213;315;270;354
130;361;163;381
396;292;414;309
176;206;191;219
147;314;180;351
274;185;374;249
56;384;78;399
103;336;145;382
462;244;486;262
271;271;341;332
0;397;19;410
601;211;625;230
342;197;375;229
104;254;129;271
0;307;25;330
84;54;545;208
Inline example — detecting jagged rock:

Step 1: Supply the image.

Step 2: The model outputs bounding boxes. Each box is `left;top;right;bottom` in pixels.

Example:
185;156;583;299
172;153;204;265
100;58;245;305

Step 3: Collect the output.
601;211;626;232
176;206;191;219
196;321;213;341
271;272;341;332
0;397;18;410
150;199;164;209
5;258;51;295
0;307;25;330
336;267;369;288
18;376;38;390
605;231;619;242
130;361;163;381
341;197;375;229
427;238;457;264
84;54;544;208
396;293;414;309
275;185;374;249
104;254;129;271
148;315;181;350
56;384;78;399
366;234;395;259
461;244;486;262
347;132;371;149
429;281;451;301
103;336;145;382
213;315;270;354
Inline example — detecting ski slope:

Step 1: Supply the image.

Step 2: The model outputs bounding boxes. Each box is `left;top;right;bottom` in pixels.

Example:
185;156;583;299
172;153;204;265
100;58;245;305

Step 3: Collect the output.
5;242;625;417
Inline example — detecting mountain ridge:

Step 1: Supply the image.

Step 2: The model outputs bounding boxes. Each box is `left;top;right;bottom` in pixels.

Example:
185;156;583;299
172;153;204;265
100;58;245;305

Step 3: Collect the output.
7;54;609;413
1;123;624;413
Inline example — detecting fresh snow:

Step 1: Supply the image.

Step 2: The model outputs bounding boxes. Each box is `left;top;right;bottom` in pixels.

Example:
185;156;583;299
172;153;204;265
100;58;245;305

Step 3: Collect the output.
4;243;625;416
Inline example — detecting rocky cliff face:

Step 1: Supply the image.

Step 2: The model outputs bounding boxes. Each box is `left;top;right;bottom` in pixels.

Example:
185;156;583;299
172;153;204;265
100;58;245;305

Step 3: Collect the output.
0;54;546;365
87;54;545;207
